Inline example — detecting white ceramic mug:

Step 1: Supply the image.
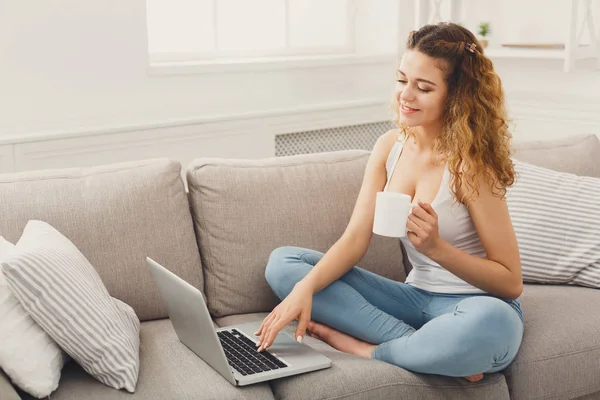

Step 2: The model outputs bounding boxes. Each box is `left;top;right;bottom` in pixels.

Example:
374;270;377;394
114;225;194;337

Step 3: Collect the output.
372;191;414;238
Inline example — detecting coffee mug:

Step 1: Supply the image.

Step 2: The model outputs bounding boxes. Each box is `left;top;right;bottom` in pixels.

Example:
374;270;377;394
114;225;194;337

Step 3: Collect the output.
372;191;414;238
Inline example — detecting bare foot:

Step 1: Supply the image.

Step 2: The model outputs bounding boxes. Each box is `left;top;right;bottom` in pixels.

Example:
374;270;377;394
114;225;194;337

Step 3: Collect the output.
464;373;484;383
307;322;484;383
307;321;376;359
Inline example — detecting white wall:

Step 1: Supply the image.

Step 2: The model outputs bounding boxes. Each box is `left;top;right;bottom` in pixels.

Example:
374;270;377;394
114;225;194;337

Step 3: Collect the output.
0;0;402;136
0;0;598;174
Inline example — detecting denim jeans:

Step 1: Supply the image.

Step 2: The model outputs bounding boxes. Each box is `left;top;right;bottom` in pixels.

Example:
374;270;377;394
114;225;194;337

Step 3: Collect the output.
265;246;524;377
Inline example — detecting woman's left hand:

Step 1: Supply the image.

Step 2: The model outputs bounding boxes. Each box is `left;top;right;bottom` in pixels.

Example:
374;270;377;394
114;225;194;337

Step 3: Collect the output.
406;201;443;258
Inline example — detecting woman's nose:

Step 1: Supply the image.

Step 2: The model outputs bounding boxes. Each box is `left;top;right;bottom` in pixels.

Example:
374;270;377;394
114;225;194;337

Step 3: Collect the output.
399;87;415;103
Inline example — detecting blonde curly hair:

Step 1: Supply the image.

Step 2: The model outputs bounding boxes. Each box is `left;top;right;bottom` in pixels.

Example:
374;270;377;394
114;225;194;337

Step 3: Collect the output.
392;22;515;203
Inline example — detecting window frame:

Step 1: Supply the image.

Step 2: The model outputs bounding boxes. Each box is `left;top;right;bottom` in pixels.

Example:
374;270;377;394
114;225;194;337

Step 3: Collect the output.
147;0;372;74
147;53;396;76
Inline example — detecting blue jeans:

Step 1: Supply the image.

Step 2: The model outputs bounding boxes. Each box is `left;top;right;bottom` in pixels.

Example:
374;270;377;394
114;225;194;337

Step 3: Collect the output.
265;246;524;377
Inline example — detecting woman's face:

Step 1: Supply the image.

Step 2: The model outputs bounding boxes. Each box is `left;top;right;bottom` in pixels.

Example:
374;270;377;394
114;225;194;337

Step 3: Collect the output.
396;50;449;129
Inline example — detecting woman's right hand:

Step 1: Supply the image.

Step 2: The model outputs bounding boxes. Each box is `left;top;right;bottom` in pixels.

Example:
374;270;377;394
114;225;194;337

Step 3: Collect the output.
254;281;314;352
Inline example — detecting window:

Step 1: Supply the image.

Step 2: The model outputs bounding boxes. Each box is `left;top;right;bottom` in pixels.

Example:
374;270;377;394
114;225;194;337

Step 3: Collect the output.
146;0;355;63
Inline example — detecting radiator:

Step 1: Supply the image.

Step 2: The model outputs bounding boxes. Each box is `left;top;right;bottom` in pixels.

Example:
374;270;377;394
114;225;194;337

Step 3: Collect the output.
275;121;397;157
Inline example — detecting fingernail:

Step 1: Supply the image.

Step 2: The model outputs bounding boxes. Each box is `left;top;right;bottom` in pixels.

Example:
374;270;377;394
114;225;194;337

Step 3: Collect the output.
254;331;259;335
297;335;303;344
258;346;263;352
256;341;261;347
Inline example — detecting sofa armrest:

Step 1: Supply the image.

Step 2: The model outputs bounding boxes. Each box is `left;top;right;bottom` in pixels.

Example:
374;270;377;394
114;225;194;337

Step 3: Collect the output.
0;370;21;400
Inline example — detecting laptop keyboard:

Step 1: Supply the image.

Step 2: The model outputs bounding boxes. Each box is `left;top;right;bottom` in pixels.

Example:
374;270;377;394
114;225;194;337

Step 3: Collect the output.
217;329;288;376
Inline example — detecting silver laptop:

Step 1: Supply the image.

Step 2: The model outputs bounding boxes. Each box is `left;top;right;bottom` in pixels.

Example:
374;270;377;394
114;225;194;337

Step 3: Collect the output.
146;257;332;386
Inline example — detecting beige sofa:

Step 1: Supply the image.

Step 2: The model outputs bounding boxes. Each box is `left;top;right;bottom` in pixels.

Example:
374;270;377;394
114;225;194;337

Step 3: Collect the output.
1;134;599;400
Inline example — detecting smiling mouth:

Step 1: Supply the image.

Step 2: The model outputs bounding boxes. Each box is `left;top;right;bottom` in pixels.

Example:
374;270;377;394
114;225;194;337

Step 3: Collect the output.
401;104;420;112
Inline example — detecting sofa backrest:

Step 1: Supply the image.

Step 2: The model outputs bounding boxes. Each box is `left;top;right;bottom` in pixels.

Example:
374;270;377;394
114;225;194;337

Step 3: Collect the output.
1;133;595;323
186;150;407;318
512;134;600;177
0;159;203;321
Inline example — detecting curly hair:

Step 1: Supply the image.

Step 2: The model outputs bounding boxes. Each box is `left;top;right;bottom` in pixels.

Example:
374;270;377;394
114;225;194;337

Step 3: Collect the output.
392;22;515;202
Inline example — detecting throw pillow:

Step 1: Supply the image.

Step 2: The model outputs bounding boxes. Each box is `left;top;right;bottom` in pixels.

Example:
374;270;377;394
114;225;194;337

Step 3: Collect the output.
506;160;600;288
0;221;141;392
0;237;67;398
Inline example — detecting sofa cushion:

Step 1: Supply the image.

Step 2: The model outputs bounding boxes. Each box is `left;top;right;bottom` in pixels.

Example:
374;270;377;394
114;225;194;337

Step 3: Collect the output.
0;370;21;400
186;151;407;318
512;134;600;178
0;159;203;321
42;319;273;400
503;284;600;400
215;313;510;400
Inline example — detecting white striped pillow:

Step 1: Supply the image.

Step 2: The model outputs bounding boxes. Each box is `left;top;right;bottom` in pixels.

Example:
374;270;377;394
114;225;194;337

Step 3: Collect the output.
507;160;600;288
0;237;67;398
0;220;141;392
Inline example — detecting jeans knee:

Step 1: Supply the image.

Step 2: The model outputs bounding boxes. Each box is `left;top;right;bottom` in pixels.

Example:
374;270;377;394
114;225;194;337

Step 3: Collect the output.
478;297;517;326
264;246;302;290
457;297;521;344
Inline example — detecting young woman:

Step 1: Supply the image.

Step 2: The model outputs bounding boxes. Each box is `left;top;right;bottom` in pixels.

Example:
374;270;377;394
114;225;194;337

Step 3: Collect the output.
256;22;523;382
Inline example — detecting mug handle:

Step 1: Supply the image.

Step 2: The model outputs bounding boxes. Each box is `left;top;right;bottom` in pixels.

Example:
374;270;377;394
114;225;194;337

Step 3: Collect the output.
406;202;419;233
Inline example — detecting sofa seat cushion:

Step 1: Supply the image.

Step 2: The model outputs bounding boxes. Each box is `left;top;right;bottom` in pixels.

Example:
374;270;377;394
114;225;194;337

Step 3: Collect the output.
503;284;600;400
39;319;274;400
0;159;203;321
186;151;407;318
0;370;20;400
215;313;510;400
572;392;600;400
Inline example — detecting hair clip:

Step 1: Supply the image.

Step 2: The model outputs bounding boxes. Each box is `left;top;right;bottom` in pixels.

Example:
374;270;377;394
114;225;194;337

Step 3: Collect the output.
466;42;477;53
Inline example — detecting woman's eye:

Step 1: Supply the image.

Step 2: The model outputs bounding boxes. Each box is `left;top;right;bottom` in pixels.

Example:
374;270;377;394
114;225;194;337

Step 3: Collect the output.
397;79;431;93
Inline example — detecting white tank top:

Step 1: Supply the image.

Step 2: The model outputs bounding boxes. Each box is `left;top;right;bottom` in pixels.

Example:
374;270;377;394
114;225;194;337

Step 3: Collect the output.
385;137;487;294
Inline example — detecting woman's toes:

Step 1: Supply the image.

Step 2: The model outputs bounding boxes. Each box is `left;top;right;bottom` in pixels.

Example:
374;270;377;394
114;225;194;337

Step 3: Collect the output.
464;373;484;383
308;321;326;336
